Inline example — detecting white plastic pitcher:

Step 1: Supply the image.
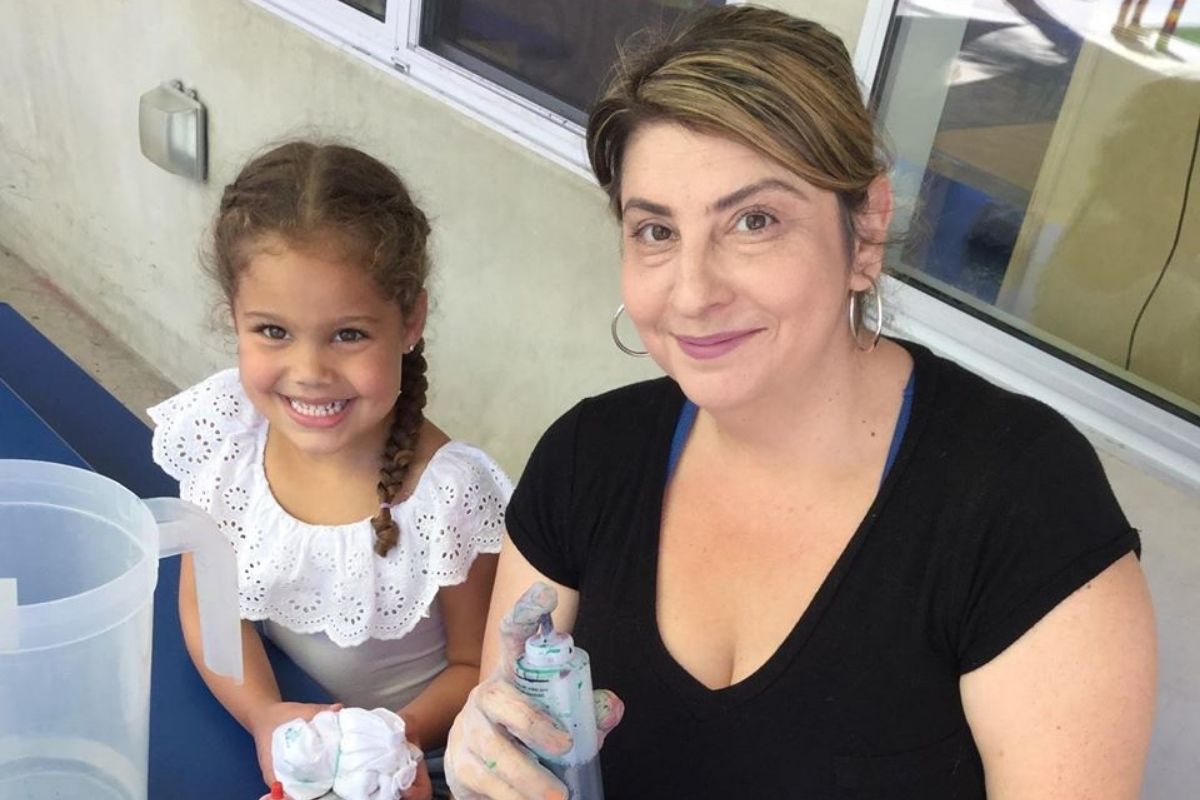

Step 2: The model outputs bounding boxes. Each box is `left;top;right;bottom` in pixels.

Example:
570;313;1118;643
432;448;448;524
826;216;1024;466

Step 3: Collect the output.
0;459;243;800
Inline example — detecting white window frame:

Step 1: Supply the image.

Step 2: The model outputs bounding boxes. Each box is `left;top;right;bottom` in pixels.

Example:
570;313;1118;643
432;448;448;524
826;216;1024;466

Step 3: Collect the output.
251;0;592;178
854;1;1200;494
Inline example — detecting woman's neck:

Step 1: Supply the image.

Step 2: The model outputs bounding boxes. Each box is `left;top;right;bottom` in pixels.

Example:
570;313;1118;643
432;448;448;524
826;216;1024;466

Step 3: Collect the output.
694;339;910;477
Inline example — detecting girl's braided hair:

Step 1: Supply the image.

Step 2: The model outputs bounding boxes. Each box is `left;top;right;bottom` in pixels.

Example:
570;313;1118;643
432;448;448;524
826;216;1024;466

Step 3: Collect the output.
211;141;430;555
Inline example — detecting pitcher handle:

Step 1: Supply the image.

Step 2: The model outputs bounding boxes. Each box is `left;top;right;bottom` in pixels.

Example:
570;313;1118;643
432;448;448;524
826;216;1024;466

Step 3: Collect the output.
146;497;244;683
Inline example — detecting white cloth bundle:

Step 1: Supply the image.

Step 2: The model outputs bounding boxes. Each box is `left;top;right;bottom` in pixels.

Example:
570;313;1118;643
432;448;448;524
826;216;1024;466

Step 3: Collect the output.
272;707;422;800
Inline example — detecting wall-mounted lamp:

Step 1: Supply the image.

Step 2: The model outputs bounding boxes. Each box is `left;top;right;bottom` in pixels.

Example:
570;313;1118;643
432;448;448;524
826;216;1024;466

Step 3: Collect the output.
138;80;207;182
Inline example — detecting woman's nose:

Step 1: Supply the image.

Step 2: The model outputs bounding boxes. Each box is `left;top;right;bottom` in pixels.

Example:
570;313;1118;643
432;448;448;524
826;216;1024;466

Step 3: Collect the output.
670;241;731;316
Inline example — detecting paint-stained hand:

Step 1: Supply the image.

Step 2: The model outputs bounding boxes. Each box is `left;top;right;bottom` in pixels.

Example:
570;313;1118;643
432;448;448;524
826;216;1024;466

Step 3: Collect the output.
497;581;560;680
445;583;625;799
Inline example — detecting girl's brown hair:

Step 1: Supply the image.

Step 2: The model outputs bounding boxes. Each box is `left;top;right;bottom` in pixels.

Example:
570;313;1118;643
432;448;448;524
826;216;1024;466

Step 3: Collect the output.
212;141;429;555
587;4;888;243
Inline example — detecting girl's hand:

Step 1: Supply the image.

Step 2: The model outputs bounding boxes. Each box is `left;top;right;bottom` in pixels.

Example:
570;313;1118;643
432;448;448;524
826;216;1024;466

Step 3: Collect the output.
444;583;624;799
401;756;433;800
249;700;343;785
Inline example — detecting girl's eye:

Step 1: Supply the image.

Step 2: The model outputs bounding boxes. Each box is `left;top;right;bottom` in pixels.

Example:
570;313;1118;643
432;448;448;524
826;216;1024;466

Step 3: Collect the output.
255;324;288;340
633;222;675;244
333;328;368;343
735;211;777;233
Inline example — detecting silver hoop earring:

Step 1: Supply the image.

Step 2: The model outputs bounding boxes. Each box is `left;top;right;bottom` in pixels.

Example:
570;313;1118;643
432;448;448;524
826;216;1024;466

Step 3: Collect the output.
848;275;884;353
610;304;648;358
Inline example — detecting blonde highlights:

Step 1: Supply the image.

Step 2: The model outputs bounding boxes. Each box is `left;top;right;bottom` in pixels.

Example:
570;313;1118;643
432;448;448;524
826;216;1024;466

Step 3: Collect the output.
587;5;887;229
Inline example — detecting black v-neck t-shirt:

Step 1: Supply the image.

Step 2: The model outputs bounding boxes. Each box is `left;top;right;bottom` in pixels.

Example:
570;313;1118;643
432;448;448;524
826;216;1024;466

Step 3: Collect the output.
506;342;1139;798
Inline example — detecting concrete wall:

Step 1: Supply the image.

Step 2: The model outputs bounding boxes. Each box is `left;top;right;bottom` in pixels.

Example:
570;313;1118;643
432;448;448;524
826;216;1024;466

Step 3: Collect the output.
0;0;1195;794
0;0;663;477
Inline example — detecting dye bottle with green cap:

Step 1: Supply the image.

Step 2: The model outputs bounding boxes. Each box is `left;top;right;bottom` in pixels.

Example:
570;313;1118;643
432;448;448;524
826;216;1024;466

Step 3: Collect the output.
513;614;604;799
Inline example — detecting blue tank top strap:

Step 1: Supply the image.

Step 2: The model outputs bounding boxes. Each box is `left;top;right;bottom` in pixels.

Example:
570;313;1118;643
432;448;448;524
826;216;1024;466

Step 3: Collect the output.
665;371;916;483
882;370;916;481
666;399;698;478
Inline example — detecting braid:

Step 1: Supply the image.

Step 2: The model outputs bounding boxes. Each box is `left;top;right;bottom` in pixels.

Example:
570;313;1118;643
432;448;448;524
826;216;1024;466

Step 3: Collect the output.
370;339;429;556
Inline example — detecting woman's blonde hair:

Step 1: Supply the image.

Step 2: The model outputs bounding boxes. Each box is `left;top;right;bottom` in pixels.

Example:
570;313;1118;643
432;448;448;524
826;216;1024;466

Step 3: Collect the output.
587;4;887;242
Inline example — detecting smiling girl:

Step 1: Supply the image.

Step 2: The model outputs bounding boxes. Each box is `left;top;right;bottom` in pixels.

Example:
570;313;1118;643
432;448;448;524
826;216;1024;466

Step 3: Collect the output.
149;142;510;799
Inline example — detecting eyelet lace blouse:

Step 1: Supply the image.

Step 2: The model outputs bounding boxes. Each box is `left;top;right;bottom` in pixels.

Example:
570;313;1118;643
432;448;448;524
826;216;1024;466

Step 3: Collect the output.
148;369;512;649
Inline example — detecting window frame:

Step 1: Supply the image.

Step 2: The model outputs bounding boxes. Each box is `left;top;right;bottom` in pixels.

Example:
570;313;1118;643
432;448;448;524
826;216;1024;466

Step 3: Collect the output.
251;0;594;178
854;1;1200;493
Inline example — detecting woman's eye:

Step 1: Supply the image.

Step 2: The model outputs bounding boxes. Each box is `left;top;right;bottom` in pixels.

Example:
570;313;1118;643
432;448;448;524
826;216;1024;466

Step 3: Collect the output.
333;328;367;343
634;223;674;244
735;211;776;233
255;324;288;340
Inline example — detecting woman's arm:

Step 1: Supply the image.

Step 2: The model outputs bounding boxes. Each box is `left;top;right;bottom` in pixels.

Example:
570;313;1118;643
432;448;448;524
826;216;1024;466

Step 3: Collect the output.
480;533;579;675
444;534;594;800
179;553;336;783
396;553;499;750
961;553;1156;799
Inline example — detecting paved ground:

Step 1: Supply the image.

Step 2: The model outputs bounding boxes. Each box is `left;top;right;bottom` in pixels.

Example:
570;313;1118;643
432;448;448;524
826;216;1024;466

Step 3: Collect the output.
0;245;177;423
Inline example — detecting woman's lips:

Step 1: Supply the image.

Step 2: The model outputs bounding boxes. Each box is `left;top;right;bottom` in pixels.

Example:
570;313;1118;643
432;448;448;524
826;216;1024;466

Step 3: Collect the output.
674;329;762;360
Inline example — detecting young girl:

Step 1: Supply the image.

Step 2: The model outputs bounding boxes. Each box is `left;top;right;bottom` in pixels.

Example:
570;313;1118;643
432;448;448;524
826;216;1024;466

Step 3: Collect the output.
149;142;510;799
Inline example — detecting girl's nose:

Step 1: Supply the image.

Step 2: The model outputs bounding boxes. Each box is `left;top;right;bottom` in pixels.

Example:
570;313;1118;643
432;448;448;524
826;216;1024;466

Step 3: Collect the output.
292;342;332;386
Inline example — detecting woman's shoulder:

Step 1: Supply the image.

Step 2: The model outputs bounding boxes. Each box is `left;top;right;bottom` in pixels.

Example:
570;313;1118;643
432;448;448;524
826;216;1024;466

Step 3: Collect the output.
904;340;1083;460
147;368;264;492
581;375;684;416
534;377;684;455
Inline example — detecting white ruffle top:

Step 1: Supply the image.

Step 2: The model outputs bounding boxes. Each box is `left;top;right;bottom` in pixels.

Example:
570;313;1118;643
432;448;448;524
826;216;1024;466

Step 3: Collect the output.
147;369;512;651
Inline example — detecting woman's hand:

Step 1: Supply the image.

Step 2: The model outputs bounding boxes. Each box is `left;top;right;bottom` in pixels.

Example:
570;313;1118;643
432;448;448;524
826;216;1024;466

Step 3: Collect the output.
445;583;624;800
249;700;343;785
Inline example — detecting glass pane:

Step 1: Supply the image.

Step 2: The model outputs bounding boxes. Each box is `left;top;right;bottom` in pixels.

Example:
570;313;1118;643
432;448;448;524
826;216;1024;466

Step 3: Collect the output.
875;0;1200;420
339;0;386;22
420;0;722;125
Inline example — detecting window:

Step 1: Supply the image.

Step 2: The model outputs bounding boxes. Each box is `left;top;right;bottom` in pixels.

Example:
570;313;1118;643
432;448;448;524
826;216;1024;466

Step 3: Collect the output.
861;0;1200;488
420;1;720;126
338;0;385;22
872;0;1200;420
254;0;721;173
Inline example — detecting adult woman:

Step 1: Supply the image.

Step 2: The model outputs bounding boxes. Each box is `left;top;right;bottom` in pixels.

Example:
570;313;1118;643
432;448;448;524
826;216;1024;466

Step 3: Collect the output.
447;6;1156;798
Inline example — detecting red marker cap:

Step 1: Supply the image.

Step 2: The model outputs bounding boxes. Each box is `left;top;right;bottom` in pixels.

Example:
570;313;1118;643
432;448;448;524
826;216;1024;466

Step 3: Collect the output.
270;781;285;799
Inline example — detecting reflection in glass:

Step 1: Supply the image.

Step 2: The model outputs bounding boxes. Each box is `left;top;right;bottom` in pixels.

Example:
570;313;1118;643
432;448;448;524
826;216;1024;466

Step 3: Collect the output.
875;0;1200;418
420;0;722;125
339;0;386;22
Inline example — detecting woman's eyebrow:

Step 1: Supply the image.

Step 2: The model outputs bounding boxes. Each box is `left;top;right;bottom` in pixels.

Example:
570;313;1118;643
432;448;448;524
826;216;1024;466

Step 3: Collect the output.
621;178;808;218
712;178;809;212
621;197;673;217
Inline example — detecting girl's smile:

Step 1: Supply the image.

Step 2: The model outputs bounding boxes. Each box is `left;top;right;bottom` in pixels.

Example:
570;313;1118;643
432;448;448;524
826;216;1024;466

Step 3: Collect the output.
232;237;425;463
279;394;355;427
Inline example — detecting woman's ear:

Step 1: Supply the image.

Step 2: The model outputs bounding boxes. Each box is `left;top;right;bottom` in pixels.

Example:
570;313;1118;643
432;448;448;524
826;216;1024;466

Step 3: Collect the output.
404;290;429;349
849;175;894;292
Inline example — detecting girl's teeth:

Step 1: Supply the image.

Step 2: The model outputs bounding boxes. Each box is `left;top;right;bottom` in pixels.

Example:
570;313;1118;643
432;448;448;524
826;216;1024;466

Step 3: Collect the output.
288;398;348;417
